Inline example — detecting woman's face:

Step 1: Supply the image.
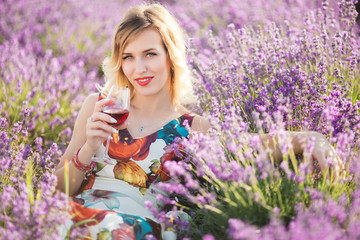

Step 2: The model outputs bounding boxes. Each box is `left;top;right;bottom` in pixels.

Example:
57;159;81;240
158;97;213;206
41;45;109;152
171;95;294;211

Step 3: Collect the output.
121;28;171;98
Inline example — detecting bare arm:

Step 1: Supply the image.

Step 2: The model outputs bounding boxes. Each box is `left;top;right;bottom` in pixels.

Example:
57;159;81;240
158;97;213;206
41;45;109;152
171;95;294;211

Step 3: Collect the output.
190;116;343;179
54;93;122;196
257;131;305;161
190;115;211;134
258;131;344;179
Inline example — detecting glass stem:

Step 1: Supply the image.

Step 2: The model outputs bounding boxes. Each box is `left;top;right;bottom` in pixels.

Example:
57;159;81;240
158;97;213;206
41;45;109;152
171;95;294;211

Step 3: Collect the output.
104;134;111;157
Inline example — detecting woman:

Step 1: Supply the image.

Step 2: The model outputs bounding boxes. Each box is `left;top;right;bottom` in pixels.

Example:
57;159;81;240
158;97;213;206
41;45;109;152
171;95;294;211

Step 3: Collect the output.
55;3;343;239
55;3;208;239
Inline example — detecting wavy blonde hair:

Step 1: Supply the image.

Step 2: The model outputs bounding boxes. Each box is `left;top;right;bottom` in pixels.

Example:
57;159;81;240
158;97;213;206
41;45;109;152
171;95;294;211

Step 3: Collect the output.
99;3;196;105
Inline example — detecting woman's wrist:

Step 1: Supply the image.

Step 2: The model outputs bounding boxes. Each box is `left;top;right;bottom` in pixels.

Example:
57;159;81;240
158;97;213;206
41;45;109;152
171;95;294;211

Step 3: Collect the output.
72;148;92;170
289;131;318;154
81;142;98;160
71;144;96;175
72;142;96;167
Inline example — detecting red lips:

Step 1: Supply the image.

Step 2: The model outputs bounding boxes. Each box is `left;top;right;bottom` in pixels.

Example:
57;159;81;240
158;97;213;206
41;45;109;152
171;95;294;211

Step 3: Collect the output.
135;76;153;86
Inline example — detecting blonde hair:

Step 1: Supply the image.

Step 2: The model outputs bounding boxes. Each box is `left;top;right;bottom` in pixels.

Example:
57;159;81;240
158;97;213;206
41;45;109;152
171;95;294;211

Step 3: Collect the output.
99;3;196;105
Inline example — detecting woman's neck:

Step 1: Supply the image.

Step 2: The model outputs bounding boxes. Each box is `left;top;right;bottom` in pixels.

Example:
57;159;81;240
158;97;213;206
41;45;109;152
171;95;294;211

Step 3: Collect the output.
130;91;175;117
127;90;184;138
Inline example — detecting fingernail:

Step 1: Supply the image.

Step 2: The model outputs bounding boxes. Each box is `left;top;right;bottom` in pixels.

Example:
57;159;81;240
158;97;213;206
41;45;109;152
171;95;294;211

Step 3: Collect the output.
112;128;118;133
111;118;117;123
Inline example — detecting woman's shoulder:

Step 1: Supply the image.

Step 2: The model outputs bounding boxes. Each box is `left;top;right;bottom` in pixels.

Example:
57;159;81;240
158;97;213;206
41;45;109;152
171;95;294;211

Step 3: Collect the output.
190;115;210;134
85;92;101;102
77;93;100;116
81;93;101;108
177;106;210;134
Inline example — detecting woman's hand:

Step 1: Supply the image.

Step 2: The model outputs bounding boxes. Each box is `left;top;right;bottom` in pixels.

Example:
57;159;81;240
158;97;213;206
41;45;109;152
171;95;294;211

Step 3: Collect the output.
305;132;345;181
85;98;128;153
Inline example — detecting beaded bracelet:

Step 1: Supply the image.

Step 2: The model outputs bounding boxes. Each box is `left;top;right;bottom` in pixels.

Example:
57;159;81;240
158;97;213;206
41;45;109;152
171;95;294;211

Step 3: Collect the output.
72;148;95;175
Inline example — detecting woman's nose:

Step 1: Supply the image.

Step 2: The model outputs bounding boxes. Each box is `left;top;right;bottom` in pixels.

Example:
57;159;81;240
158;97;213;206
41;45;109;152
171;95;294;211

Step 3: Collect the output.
135;58;147;74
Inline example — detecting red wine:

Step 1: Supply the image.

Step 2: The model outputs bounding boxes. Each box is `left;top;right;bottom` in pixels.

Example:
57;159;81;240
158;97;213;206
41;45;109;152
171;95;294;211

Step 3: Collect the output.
103;107;129;126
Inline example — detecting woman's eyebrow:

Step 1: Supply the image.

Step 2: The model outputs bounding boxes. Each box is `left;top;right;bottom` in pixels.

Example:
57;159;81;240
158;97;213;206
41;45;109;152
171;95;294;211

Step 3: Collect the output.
143;48;157;53
122;48;158;55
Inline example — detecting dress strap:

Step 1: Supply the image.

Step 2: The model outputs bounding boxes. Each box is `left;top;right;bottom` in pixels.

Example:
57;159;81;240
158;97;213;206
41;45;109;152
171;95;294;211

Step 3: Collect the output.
179;113;196;128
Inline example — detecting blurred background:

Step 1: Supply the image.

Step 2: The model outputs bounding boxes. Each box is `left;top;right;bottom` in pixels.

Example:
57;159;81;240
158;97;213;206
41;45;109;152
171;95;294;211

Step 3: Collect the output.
1;0;360;239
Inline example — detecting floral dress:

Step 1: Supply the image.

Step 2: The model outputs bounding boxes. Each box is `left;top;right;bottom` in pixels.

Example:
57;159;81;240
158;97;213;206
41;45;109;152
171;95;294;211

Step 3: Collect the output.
64;106;195;240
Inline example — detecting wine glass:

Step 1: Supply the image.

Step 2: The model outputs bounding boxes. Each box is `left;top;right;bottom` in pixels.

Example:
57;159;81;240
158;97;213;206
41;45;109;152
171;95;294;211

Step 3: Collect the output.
92;86;130;165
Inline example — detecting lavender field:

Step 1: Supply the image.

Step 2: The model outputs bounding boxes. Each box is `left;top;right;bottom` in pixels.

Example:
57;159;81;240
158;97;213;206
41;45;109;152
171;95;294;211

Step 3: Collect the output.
1;0;360;239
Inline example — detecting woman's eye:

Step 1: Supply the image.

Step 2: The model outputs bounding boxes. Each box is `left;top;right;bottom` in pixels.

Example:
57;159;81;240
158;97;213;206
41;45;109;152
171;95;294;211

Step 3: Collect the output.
146;52;156;57
122;56;133;60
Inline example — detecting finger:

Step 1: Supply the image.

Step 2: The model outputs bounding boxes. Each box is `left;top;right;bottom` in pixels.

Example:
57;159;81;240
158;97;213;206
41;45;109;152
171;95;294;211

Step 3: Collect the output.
326;151;337;180
326;146;341;180
329;153;345;181
89;112;118;125
334;155;346;180
88;120;118;135
114;122;128;131
307;156;315;174
94;98;111;113
312;152;326;174
87;129;112;140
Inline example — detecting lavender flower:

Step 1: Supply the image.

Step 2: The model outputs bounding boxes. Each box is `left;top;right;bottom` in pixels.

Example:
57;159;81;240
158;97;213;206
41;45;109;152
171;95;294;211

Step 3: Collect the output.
2;0;360;238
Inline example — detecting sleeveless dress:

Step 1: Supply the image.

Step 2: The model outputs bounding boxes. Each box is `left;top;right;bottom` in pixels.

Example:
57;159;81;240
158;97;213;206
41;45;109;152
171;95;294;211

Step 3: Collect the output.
64;100;195;239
